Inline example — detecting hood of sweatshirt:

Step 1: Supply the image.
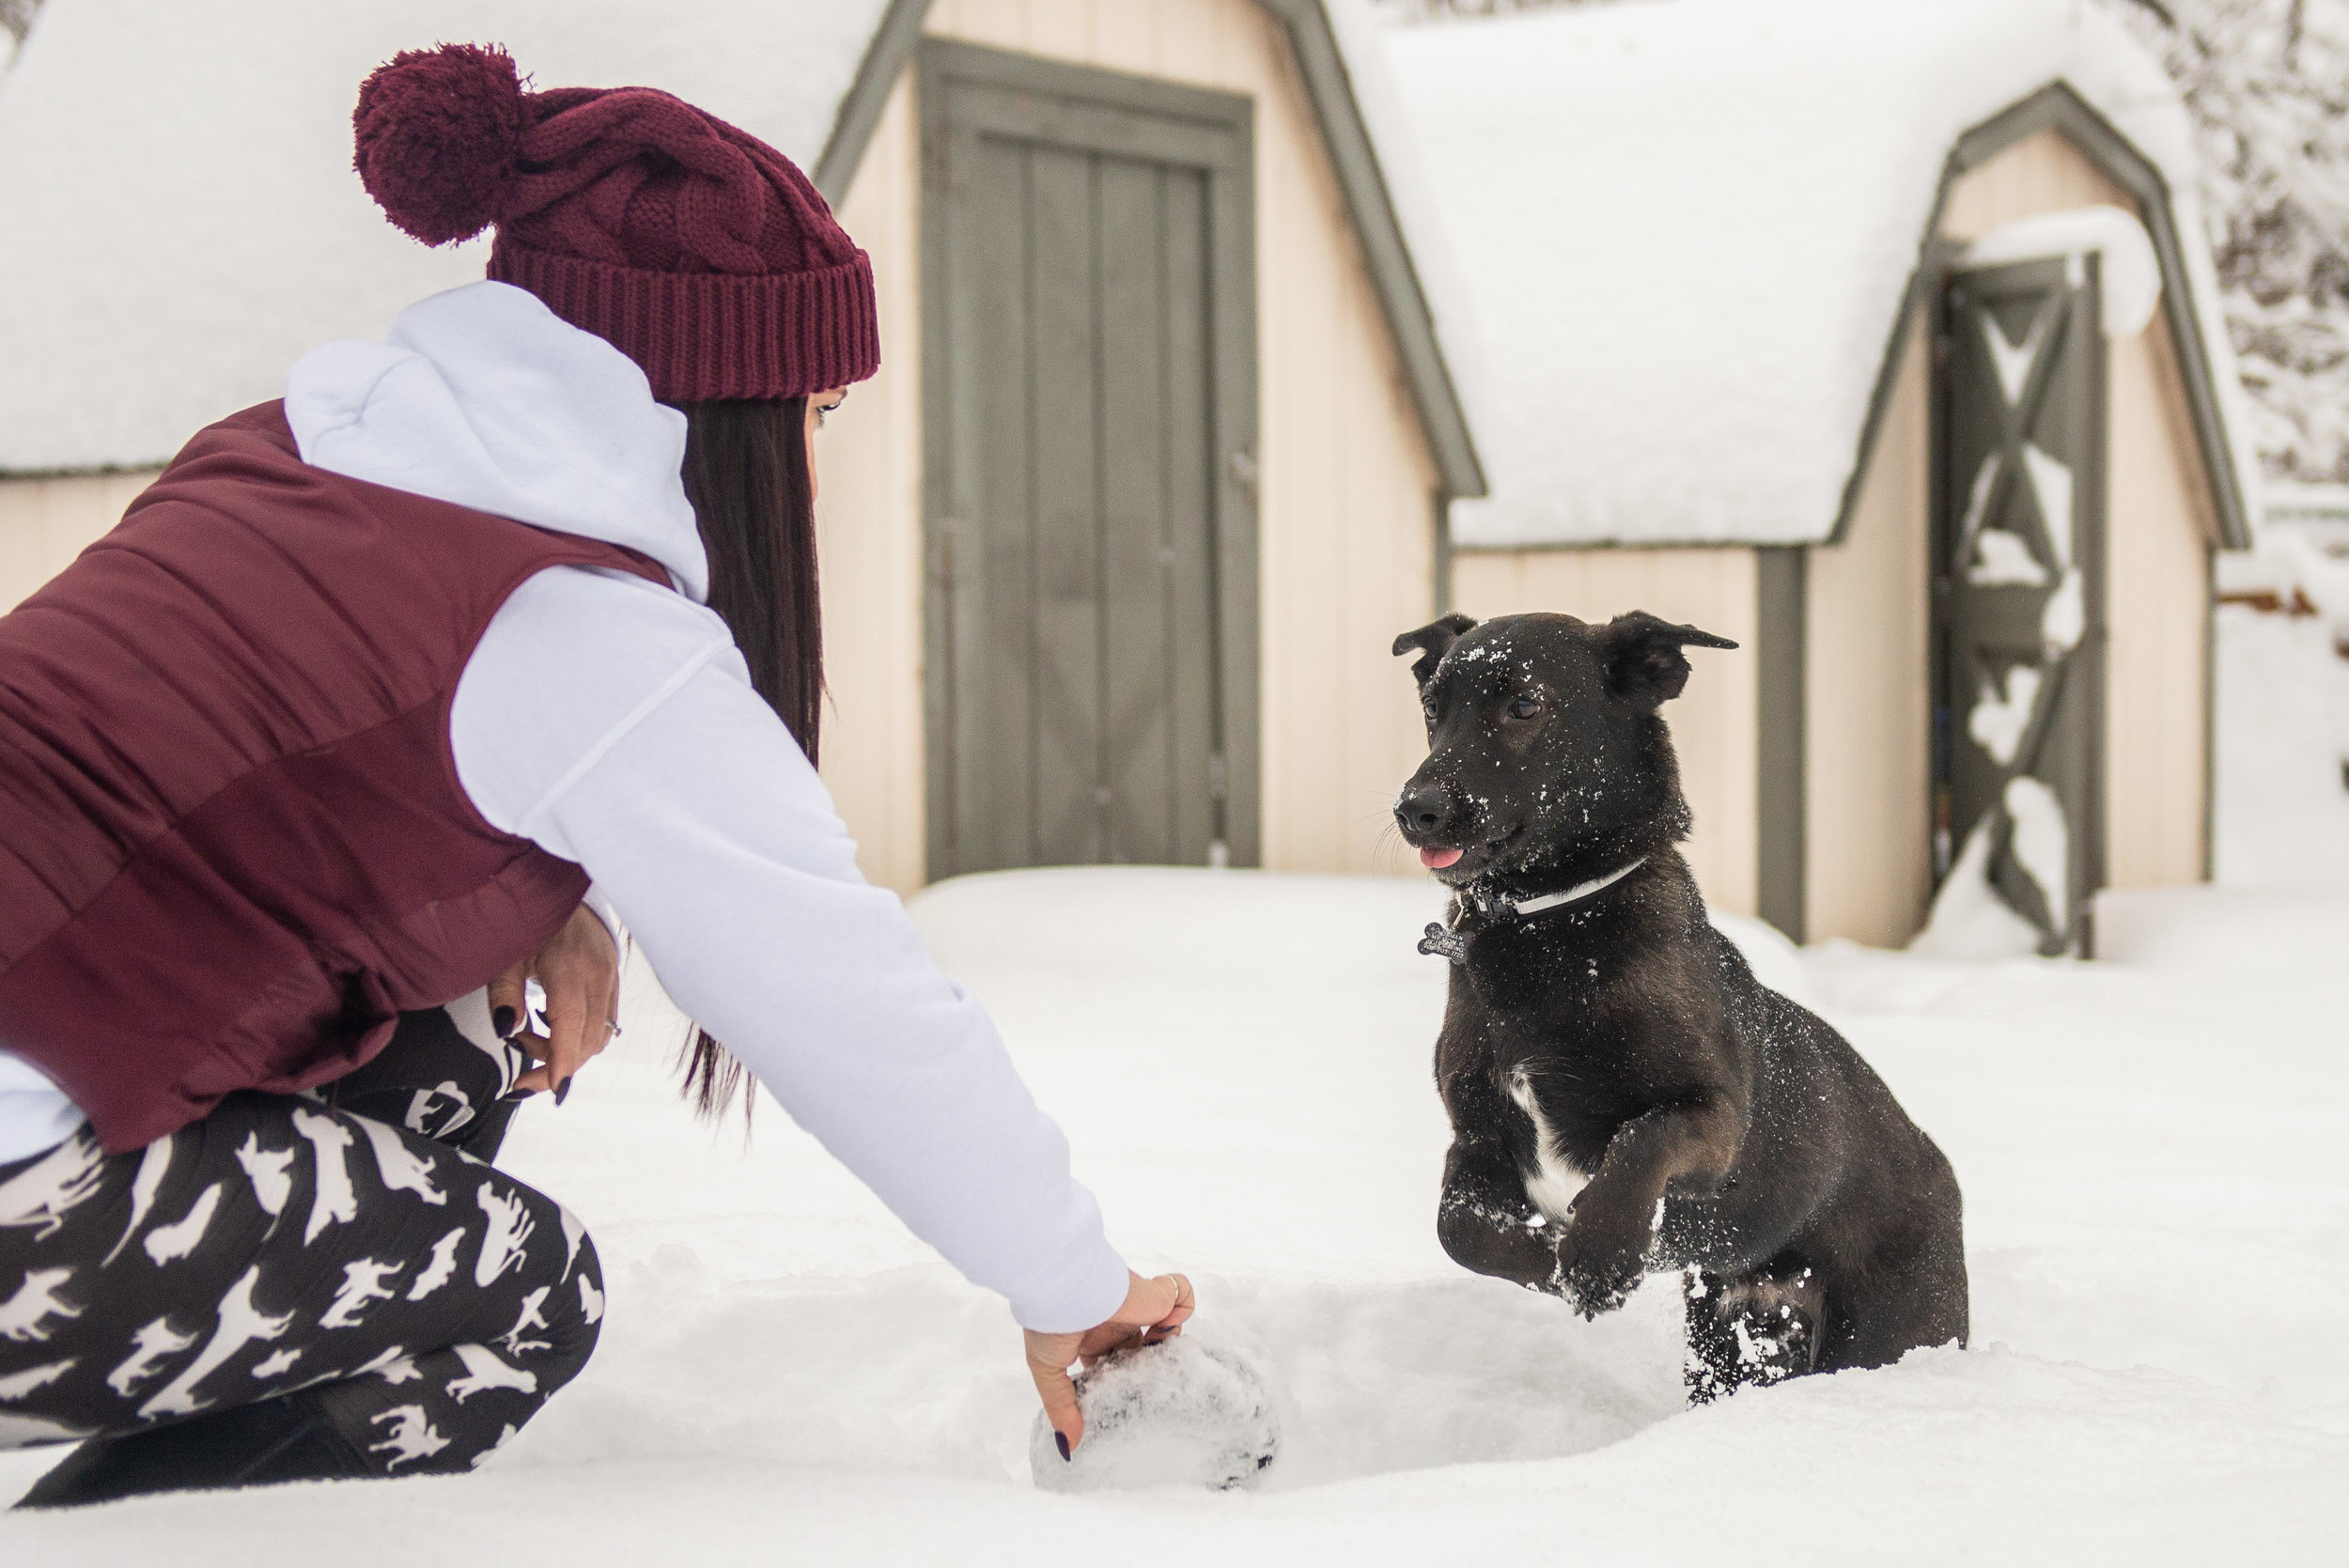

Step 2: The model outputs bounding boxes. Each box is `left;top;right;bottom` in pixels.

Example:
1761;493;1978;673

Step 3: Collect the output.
285;281;708;603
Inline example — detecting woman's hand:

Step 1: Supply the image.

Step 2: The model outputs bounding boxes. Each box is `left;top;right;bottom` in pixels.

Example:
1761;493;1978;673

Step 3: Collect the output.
490;904;621;1098
1024;1270;1196;1457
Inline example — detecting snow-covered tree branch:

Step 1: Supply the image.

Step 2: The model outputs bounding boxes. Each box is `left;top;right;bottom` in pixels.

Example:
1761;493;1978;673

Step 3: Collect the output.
1;0;42;46
2113;1;2349;483
1;0;42;72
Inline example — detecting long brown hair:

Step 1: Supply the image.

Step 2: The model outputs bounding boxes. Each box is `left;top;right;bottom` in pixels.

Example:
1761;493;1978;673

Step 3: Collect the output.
669;396;823;1118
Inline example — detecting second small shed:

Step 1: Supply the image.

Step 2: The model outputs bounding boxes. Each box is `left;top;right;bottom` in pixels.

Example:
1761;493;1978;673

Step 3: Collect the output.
1382;0;2255;953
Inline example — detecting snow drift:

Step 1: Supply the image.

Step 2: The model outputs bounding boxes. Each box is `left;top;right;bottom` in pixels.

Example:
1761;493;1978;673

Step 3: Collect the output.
4;865;2339;1562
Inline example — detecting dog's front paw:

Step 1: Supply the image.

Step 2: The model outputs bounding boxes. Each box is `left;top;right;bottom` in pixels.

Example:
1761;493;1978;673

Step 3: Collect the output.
1552;1209;1654;1319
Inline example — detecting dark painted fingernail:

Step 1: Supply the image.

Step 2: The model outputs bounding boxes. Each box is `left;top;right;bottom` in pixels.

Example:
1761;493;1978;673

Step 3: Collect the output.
1054;1432;1071;1462
493;1005;518;1039
554;1078;573;1106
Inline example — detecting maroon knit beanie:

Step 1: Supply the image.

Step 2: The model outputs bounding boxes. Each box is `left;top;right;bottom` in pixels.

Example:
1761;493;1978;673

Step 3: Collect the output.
351;43;878;402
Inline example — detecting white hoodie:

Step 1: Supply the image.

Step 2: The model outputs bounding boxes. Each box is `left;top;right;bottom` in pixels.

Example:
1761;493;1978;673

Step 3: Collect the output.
0;282;1130;1334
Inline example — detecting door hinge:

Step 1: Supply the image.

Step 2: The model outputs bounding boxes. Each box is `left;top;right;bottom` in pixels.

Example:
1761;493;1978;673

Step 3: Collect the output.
1207;751;1228;802
1227;450;1259;501
933;518;962;587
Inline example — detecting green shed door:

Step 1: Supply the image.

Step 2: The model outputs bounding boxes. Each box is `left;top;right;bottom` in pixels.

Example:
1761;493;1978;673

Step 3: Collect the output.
920;41;1259;884
1932;256;2108;954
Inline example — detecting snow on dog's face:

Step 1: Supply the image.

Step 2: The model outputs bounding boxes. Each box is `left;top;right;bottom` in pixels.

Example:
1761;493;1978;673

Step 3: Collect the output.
1390;611;1735;890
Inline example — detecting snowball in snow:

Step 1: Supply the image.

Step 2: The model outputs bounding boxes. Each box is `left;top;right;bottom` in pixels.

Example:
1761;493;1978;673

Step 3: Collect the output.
1029;1340;1279;1494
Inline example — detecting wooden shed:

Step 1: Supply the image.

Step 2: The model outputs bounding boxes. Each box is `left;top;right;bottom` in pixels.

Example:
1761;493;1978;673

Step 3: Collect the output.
0;0;1483;893
1380;0;2255;955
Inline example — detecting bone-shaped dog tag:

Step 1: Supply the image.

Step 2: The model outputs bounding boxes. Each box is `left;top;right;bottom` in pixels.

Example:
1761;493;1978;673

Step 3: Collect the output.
1418;921;1469;965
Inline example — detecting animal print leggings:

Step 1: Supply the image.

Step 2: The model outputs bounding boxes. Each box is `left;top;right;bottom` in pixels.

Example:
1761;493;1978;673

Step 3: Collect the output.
0;1001;602;1478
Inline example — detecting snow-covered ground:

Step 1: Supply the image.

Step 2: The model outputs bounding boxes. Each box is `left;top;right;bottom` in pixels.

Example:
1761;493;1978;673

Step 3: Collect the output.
7;540;2346;1555
2218;516;2349;883
3;861;2341;1562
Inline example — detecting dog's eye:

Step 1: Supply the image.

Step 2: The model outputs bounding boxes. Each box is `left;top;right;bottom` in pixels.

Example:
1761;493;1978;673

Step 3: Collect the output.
1506;694;1543;722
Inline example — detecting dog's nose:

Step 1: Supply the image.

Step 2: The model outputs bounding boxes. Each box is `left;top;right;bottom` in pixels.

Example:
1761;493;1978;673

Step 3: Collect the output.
1396;784;1455;835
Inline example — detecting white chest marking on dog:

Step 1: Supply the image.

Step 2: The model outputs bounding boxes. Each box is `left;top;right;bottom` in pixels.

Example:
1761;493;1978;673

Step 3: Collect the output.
1507;1067;1587;1223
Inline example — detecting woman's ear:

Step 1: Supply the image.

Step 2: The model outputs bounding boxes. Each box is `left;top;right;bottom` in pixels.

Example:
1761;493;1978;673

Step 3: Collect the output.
1599;612;1738;708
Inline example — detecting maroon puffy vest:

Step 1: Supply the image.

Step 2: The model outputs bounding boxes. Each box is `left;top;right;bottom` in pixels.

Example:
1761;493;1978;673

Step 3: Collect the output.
0;403;671;1152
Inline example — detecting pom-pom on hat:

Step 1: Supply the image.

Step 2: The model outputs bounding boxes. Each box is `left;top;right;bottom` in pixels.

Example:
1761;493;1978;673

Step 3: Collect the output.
353;43;879;402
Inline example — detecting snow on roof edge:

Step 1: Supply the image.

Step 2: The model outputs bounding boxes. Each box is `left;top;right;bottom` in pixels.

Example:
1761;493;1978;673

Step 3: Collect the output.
0;0;891;474
1381;0;2250;552
1320;0;1499;498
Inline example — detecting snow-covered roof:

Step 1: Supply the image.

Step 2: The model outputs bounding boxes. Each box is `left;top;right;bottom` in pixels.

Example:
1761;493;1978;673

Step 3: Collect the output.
0;0;892;473
1377;0;2253;550
0;0;1486;490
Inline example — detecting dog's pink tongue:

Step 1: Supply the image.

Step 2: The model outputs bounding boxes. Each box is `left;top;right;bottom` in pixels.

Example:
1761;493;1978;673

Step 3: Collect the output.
1420;846;1463;870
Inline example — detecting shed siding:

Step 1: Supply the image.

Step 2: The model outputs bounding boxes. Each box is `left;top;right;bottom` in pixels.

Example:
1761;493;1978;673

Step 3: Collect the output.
1942;127;2213;894
817;73;931;896
817;0;1442;892
0;472;156;613
1943;126;2133;241
2102;304;2215;887
1447;548;1760;917
1805;319;1933;948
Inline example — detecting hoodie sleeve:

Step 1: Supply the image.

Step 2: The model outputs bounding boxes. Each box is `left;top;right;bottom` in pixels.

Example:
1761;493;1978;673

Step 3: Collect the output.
451;566;1131;1333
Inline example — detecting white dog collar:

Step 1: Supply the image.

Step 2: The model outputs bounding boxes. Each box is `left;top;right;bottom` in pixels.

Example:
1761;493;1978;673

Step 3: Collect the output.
1501;857;1647;916
1418;857;1648;964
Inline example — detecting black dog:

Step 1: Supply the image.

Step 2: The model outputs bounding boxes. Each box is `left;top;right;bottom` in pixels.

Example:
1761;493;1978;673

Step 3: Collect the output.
1392;610;1968;1399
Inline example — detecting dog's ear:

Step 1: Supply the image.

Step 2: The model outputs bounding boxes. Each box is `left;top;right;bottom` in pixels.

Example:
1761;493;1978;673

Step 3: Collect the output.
1599;612;1739;708
1392;613;1479;688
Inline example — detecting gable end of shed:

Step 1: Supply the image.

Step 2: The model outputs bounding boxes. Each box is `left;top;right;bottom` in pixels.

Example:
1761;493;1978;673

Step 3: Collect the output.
1831;82;2250;553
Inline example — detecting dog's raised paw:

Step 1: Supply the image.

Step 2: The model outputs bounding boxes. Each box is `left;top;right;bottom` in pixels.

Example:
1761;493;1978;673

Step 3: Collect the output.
1552;1225;1650;1318
1562;1269;1637;1319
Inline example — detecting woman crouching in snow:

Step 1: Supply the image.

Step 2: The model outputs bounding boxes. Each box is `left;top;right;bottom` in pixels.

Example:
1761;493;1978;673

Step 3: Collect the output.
0;45;1188;1506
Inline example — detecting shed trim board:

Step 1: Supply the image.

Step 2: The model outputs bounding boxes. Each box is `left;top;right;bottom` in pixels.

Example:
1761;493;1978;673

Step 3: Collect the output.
917;38;1262;879
1754;546;1807;940
1251;0;1484;502
815;0;934;205
1832;82;2250;553
1431;488;1455;614
2201;542;2216;881
817;0;1483;504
